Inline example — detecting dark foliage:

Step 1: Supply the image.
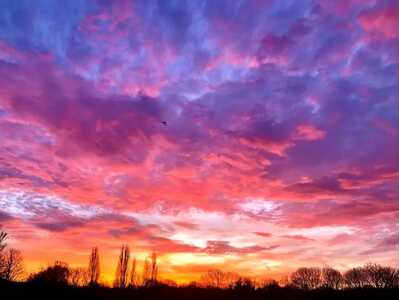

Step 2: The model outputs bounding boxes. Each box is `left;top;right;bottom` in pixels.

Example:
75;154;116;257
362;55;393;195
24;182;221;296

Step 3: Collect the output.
1;280;399;300
27;261;70;285
1;230;399;299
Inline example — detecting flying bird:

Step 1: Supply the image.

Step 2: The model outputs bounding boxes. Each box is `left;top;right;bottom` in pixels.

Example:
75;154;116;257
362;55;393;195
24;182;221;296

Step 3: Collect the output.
161;121;167;126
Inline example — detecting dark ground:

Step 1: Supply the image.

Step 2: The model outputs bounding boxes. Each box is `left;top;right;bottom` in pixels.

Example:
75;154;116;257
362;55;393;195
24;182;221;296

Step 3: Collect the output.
1;281;399;300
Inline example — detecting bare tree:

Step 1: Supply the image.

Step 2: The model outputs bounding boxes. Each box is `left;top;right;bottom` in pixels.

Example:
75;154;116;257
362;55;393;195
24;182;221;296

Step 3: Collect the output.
88;247;100;286
142;257;150;286
291;267;322;289
344;267;368;288
364;263;397;288
0;230;7;272
278;275;289;287
322;266;343;289
225;272;240;288
69;267;89;286
0;231;7;252
0;256;3;276
0;253;4;276
394;269;399;288
258;278;279;288
232;277;255;292
0;248;24;281
201;269;225;288
149;252;158;285
200;269;239;288
129;257;137;287
114;245;130;288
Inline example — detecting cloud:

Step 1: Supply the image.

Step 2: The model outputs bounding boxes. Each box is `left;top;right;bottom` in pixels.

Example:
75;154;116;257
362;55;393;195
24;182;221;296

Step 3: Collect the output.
0;210;13;222
203;240;275;255
279;235;314;241
357;0;399;38
6;77;163;157
360;234;399;255
294;124;326;141
0;0;398;281
35;220;84;232
257;33;294;64
254;232;272;238
174;221;198;230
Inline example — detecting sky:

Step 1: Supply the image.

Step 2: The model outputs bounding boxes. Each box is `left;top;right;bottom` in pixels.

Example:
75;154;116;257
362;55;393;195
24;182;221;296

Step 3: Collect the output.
0;0;398;284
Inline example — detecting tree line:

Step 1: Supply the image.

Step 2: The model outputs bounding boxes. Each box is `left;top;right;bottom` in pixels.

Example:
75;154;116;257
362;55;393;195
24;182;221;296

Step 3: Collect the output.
199;265;399;290
24;246;158;288
0;229;158;287
1;229;399;290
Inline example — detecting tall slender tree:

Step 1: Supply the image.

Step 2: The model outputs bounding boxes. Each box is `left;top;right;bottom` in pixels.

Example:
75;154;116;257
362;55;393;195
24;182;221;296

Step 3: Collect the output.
142;257;150;286
88;247;100;286
149;252;158;285
129;257;137;287
114;245;130;288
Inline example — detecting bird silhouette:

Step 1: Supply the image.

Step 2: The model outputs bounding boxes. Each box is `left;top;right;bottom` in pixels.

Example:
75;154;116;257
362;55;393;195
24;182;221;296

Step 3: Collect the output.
161;121;167;126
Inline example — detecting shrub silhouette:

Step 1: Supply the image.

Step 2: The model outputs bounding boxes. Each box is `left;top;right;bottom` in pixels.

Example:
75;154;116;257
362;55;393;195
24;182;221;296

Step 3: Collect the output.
28;261;70;285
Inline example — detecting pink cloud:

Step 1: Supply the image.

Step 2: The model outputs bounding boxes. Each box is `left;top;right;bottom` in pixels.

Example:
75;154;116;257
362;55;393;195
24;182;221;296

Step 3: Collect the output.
294;124;326;141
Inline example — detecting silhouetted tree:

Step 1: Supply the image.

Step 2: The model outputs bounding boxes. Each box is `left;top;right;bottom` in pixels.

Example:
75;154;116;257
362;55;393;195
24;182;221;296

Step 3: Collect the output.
160;278;178;287
69;267;89;286
88;247;100;286
114;245;130;288
232;277;255;293
149;252;158;285
142;257;150;286
394;269;399;288
278;275;289;287
187;280;200;287
344;267;368;288
0;231;24;282
201;269;225;288
258;278;279;289
0;230;7;273
0;231;7;252
201;269;240;288
0;248;24;281
364;263;397;288
28;261;70;285
128;257;137;287
225;272;241;288
141;253;158;286
322;266;343;289
291;267;322;289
